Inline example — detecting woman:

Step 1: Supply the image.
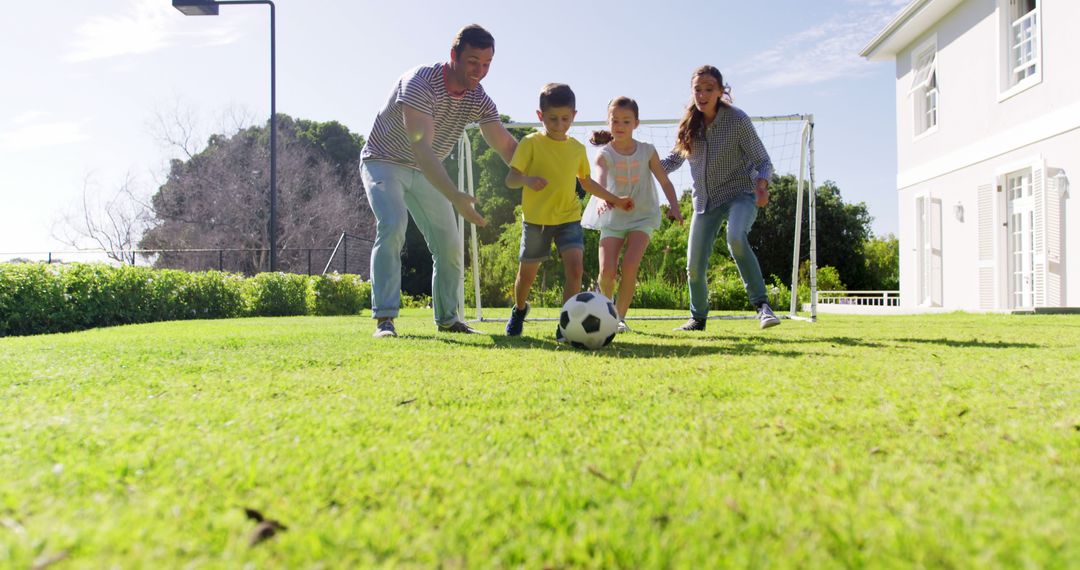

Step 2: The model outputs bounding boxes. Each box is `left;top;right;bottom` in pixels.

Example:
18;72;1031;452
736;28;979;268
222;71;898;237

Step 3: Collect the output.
661;65;781;330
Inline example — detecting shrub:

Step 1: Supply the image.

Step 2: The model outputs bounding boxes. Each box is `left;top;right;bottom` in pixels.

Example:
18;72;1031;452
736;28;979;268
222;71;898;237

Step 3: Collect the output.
0;263;67;336
632;278;686;310
246;272;310;317
312;273;368;316
178;271;246;319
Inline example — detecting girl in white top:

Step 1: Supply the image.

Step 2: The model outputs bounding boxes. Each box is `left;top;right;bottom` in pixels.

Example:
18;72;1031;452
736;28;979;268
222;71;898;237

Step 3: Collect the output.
582;97;684;331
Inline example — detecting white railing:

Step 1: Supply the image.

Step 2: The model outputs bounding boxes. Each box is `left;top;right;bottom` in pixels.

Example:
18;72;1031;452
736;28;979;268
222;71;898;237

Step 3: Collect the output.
1011;10;1038;80
818;291;900;307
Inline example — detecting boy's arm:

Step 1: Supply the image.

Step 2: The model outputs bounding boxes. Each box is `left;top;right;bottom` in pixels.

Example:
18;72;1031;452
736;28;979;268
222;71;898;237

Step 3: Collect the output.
402;105;486;226
506;168;548;191
649;150;683;223
579;176;633;211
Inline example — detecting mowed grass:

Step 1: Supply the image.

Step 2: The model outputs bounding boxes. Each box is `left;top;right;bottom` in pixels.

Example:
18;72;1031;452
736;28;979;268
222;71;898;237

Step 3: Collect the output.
1;309;1078;568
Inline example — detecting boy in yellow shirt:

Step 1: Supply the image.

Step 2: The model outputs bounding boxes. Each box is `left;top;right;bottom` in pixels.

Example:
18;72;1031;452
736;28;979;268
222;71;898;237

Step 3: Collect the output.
505;83;633;339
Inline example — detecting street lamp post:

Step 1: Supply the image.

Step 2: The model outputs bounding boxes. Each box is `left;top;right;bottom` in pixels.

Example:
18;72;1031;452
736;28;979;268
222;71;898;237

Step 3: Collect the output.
173;0;278;272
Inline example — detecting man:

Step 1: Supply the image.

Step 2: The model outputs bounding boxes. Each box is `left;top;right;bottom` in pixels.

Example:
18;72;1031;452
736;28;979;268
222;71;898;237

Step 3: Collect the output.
360;24;517;338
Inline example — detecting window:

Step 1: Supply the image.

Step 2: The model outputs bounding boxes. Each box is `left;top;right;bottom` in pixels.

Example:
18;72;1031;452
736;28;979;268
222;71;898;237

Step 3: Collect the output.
910;41;937;137
1005;169;1035;308
999;0;1041;96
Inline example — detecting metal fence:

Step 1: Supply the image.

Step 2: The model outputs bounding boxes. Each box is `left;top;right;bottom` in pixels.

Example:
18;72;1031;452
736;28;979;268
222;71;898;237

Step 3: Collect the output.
2;234;374;277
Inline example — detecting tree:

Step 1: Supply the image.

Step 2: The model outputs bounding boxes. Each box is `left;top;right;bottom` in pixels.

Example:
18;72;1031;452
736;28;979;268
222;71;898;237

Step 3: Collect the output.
139;114;374;275
749;175;875;289
52;173;153;265
863;233;900;290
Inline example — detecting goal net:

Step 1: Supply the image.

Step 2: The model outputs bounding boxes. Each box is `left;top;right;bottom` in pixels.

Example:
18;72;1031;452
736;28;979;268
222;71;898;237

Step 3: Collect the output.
457;114;818;322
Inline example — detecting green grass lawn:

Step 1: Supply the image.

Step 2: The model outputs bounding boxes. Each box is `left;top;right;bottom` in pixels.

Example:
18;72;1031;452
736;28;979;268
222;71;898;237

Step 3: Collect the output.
1;309;1078;568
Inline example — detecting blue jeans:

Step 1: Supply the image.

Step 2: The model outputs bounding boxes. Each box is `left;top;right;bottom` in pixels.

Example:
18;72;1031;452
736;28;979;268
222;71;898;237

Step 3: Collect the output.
361;159;463;327
686;192;767;318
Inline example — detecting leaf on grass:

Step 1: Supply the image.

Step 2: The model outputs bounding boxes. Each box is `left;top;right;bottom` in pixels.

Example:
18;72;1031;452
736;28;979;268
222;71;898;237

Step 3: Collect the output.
957;408;970;418
869;447;886;455
724;497;747;520
0;517;26;536
249;519;288;547
31;551;68;570
586;465;618;487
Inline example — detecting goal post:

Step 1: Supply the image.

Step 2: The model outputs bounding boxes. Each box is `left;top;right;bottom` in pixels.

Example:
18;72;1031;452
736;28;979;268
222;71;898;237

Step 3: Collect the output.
455;114;818;322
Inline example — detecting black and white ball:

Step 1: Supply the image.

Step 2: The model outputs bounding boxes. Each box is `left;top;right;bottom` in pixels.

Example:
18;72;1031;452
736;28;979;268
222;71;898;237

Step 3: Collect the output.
559;292;619;349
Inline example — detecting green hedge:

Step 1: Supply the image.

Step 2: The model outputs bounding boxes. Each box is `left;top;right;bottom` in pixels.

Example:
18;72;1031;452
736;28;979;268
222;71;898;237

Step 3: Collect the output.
0;264;373;337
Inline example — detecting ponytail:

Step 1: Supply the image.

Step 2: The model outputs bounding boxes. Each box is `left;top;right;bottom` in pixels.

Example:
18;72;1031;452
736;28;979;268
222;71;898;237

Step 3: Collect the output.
590;130;613;146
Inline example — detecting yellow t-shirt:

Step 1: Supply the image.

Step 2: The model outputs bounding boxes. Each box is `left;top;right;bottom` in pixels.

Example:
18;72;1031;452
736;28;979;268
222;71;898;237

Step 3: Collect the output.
508;132;591;225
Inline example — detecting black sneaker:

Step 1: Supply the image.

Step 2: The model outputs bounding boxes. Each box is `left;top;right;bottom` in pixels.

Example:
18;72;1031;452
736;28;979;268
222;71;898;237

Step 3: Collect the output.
438;321;482;334
674;317;706;331
373;319;397;338
555;324;567;343
505;303;530;336
757;302;781;329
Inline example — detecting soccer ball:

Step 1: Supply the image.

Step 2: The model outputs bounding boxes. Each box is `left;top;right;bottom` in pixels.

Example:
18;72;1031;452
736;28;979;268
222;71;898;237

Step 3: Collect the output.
559;292;619;350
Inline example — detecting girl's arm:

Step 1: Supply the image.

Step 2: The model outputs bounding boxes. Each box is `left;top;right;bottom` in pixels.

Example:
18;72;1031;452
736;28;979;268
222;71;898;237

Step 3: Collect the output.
593;153;613;213
649;150;683;224
580;176;633;211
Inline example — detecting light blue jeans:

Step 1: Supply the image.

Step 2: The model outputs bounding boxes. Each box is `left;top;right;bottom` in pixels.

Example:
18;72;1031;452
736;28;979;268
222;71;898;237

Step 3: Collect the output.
361;159;463;327
687;192;767;318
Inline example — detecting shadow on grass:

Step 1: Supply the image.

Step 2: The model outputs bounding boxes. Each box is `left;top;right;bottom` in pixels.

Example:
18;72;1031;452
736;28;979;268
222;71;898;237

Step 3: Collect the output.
408;331;812;359
893;337;1041;349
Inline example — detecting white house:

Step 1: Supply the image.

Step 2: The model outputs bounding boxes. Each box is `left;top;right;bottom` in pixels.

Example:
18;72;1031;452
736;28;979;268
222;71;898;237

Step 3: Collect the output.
860;0;1077;311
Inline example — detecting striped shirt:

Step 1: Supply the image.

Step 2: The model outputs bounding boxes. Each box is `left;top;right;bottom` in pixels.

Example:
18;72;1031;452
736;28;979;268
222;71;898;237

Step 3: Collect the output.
360;63;501;168
660;105;773;214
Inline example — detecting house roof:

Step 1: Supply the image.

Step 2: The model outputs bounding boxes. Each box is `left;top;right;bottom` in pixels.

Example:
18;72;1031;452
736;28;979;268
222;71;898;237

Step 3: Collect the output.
860;0;966;61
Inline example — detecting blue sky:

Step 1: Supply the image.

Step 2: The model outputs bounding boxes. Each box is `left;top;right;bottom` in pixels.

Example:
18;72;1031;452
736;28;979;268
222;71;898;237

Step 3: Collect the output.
0;0;907;260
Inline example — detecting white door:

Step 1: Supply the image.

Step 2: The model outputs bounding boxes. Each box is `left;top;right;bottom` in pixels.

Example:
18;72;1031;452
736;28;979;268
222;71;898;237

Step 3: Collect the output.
1007;171;1034;309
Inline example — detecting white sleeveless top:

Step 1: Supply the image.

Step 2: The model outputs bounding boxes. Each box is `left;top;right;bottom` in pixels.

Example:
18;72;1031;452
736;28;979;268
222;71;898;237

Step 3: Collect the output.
581;141;662;232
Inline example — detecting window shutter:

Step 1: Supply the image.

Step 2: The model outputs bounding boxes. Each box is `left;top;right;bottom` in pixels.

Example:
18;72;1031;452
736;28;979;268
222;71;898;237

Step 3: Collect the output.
1045;170;1063;306
1031;167;1046;306
977;184;996;309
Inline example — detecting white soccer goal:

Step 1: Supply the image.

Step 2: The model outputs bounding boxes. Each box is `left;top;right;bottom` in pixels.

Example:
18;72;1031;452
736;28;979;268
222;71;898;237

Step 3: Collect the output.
455;114;818;323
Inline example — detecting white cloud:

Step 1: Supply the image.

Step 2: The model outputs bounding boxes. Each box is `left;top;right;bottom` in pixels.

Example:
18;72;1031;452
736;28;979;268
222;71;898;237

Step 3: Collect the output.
732;1;907;92
64;0;241;63
11;111;49;126
0;120;90;152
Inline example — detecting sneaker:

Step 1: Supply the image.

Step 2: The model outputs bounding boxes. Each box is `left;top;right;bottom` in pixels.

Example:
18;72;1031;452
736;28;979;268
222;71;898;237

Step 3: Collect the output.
505;303;530;336
757;302;781;329
616;319;631;334
438;321;482;334
373;319;397;338
555;325;567;343
674;317;707;332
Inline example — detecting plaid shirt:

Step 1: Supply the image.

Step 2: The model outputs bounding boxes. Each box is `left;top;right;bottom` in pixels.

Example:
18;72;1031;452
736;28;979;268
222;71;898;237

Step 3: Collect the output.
660;105;773;214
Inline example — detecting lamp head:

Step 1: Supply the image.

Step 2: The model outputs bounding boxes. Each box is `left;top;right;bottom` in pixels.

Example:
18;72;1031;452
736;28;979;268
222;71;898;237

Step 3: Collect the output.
173;0;219;16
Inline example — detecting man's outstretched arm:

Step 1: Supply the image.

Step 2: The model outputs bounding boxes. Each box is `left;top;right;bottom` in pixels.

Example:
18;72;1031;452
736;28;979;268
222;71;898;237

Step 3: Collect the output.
402;105;486;226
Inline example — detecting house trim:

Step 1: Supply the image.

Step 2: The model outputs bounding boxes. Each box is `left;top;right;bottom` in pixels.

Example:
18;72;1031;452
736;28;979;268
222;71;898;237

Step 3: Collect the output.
860;0;965;61
897;99;1080;188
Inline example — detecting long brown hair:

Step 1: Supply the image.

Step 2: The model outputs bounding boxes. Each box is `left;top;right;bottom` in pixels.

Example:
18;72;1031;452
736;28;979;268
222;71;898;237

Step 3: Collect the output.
674;66;732;156
590;96;640;146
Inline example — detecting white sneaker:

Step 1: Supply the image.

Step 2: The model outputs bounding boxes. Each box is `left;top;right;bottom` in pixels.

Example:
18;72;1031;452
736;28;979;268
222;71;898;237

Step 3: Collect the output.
616;320;631;334
757;303;781;329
